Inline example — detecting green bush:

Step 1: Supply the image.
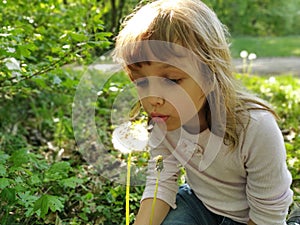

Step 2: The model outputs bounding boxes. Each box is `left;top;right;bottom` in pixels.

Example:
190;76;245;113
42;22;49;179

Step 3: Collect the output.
202;0;300;36
0;0;111;95
0;69;144;224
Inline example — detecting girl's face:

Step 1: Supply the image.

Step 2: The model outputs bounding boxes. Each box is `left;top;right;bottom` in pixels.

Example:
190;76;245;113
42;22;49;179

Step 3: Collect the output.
130;62;207;131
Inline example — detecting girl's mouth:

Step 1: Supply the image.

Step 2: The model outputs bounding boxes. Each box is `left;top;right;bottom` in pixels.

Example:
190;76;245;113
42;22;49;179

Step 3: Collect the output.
150;113;169;123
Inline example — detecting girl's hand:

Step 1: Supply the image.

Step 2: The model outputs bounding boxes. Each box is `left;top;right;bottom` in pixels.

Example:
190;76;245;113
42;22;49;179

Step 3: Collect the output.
247;219;257;225
134;198;170;225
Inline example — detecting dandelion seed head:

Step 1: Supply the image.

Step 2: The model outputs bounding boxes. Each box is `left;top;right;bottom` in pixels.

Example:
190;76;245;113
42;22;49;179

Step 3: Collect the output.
248;53;257;60
112;121;149;154
240;50;248;59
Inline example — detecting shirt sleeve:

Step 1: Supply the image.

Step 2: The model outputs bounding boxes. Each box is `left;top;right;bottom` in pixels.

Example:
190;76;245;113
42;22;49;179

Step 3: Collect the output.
141;144;180;209
243;111;293;225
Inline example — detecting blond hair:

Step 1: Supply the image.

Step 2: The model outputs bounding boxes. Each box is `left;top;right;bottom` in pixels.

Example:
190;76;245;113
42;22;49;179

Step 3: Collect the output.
113;0;277;150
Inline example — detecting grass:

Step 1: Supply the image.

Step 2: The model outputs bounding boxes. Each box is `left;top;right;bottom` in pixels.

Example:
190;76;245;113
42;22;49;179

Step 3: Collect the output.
230;36;300;58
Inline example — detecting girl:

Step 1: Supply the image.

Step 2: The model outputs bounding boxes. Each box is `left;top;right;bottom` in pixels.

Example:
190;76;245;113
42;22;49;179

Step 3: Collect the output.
113;0;298;224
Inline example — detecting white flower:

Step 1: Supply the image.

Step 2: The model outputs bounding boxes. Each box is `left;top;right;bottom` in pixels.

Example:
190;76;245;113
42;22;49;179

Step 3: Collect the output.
4;57;21;77
240;50;248;59
5;57;20;71
7;47;15;53
268;76;276;84
109;86;119;92
62;45;70;49
248;53;257;60
112;121;149;154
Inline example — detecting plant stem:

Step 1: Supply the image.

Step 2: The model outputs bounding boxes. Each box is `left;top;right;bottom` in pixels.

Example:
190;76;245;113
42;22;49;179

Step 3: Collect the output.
149;171;160;225
242;58;247;74
126;152;131;225
247;60;253;75
150;155;163;225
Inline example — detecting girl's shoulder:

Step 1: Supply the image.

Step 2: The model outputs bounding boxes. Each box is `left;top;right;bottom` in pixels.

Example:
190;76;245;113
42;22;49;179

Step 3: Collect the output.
239;100;278;129
243;108;281;141
248;108;276;123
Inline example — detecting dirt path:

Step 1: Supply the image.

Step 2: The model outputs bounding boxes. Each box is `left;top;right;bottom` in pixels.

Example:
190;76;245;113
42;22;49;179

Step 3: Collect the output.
81;57;300;77
233;57;300;76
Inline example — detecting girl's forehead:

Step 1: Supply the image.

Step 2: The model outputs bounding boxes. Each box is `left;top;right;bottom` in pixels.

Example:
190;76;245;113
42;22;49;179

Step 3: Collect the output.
130;61;180;72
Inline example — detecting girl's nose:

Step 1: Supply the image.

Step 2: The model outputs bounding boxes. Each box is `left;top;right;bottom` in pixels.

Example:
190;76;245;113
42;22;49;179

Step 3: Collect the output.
137;77;165;106
147;96;165;106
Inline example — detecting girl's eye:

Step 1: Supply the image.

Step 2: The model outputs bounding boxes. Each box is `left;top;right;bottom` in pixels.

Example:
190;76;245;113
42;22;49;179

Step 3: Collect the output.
164;78;181;85
135;78;148;88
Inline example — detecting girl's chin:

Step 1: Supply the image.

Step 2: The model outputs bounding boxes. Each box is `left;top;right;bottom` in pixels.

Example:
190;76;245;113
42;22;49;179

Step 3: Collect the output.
165;122;181;131
153;121;180;131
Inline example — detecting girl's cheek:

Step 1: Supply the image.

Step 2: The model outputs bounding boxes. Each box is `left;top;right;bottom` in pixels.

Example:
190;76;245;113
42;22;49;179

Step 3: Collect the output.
139;100;149;111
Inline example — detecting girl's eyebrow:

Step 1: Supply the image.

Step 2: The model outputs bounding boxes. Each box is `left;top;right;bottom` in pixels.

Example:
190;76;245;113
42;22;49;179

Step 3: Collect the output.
127;61;152;71
158;64;178;70
127;64;141;72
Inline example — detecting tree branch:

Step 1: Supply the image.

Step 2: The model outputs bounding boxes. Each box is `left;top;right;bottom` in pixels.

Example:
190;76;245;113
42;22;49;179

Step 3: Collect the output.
0;48;83;88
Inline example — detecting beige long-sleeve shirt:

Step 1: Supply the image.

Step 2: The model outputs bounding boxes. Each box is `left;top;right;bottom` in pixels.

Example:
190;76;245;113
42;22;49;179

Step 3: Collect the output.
142;110;293;225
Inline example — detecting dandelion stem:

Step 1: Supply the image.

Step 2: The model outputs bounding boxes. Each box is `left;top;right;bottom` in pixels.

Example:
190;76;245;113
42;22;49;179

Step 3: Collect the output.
150;155;163;225
247;60;253;75
149;171;160;225
242;58;247;74
126;152;131;225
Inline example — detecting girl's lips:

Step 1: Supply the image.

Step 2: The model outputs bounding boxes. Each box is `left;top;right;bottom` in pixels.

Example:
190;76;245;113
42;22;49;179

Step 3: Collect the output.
150;113;169;123
151;116;169;123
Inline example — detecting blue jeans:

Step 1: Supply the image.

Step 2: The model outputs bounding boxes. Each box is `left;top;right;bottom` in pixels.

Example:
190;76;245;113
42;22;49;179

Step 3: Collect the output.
161;184;246;225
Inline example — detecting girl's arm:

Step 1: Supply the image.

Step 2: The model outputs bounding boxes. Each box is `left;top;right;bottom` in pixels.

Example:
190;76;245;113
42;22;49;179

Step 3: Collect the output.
248;219;256;225
133;198;170;225
244;111;293;224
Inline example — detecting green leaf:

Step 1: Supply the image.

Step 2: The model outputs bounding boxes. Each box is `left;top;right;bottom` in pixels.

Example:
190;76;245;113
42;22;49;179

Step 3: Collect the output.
33;194;64;218
44;161;71;182
9;149;30;167
0;164;6;176
59;177;83;189
0;178;13;189
95;32;112;40
0;187;16;203
48;195;64;213
69;32;88;42
30;174;42;185
83;192;94;201
33;195;49;218
18;191;39;208
17;45;32;58
0;151;9;164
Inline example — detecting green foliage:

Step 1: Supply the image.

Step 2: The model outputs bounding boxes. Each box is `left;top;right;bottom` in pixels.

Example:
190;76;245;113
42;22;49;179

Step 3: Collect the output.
202;0;300;36
101;0;140;35
33;194;65;219
0;68;144;224
103;0;300;37
0;0;111;95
